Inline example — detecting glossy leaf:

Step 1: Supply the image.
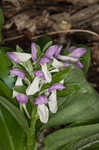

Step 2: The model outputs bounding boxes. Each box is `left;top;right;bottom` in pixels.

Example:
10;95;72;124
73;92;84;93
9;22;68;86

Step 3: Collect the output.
0;110;15;150
0;106;26;150
0;96;29;134
43;67;99;128
0;80;12;98
41;124;99;150
66;133;99;150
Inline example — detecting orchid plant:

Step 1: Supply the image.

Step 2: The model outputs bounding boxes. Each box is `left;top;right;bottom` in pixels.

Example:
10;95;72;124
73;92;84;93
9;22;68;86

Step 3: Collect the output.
1;37;99;150
7;43;86;124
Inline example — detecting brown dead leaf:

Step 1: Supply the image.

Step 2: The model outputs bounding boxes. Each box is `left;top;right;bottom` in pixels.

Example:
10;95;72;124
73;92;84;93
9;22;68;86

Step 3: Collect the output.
65;0;99;5
92;42;99;64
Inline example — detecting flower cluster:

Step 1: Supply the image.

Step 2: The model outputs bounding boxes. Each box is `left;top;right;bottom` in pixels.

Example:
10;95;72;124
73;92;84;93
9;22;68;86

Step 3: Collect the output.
7;43;86;123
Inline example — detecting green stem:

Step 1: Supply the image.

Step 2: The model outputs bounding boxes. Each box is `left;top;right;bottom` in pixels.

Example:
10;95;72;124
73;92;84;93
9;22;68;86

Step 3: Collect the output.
27;106;38;150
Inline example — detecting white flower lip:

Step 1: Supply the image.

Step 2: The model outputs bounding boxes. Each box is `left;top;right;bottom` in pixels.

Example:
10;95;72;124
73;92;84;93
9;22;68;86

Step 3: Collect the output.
52;58;64;69
48;90;58;113
41;63;52;83
13;77;23;98
57;55;78;62
37;104;49;123
26;76;40;95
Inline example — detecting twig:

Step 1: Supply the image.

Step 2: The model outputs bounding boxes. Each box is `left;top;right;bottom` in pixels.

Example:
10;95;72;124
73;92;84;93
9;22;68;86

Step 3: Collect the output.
3;34;24;42
3;29;99;42
32;29;99;40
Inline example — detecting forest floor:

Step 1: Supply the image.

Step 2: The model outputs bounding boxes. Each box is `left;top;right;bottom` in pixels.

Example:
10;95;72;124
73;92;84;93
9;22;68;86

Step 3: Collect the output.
1;0;99;91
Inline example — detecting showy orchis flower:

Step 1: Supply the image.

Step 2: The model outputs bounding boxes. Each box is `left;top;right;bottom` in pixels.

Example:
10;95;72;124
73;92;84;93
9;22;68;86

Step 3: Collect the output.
45;45;62;58
7;52;31;63
34;96;49;123
33;70;45;80
16;93;28;104
39;57;52;83
39;56;50;64
10;68;26;79
7;42;86;123
16;93;30;118
34;83;66;123
35;95;49;105
45;45;58;58
48;83;66;92
31;42;37;62
57;47;86;69
76;61;84;68
10;68;26;98
45;45;85;69
71;48;86;58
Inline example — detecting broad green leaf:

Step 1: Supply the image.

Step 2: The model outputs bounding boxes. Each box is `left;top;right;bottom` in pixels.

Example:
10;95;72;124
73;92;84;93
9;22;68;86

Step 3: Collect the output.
4;75;15;89
0;110;15;150
0;106;26;150
41;124;99;150
0;52;11;78
43;67;99;128
0;96;29;133
0;52;15;88
66;133;99;150
0;80;12;97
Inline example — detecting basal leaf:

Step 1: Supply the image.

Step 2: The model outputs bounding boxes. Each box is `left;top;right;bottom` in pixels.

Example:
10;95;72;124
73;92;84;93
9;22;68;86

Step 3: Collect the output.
43;67;99;128
41;124;99;150
67;133;99;150
0;80;12;98
0;110;15;150
0;106;26;150
0;96;29;134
